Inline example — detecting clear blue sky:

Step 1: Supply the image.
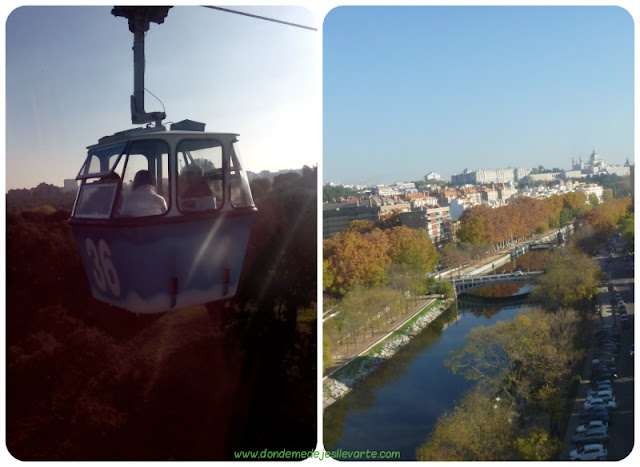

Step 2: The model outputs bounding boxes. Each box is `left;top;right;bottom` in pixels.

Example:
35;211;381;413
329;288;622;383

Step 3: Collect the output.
4;5;320;190
323;5;635;186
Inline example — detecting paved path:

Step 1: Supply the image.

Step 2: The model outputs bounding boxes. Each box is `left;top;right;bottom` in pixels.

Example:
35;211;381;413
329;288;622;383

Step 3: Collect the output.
323;298;438;381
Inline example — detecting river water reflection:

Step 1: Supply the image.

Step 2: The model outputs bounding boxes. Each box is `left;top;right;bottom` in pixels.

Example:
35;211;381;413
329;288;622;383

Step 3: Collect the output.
323;298;533;460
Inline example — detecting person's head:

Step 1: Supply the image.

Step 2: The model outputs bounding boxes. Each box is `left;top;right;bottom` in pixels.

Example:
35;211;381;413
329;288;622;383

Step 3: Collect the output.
183;164;204;178
132;170;155;190
100;172;121;182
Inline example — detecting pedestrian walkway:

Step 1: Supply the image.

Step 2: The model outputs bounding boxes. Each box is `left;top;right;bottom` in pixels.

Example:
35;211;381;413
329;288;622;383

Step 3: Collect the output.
324;297;435;375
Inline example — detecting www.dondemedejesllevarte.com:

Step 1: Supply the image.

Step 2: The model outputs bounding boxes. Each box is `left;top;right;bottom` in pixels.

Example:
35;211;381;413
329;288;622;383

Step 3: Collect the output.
233;449;401;460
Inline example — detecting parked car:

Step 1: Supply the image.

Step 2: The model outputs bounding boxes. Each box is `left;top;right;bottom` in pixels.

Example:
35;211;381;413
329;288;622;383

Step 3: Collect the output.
596;329;620;340
592;369;617;380
580;411;610;423
599;334;620;343
586;385;613;396
593;364;617;374
598;341;620;349
572;428;610;445
592;373;617;382
590;378;612;386
576;420;608;433
596;343;620;352
580;405;609;418
621;315;631;329
570;444;607;460
592;356;616;365
585;391;615;404
597;344;620;353
601;329;621;339
584;398;616;410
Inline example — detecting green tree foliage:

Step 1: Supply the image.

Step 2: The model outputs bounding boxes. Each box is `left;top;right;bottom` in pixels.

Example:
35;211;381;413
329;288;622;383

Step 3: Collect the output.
424;308;583;460
6;183;77;213
387;226;438;273
323;184;359;203
434;280;455;299
327;285;405;351
582;173;631;198
323;259;334;292
514;427;564;461
323;334;334;372
447;308;585;408
620;213;634;252
241;166;317;333
249;177;272;199
532;251;600;313
457;209;489;245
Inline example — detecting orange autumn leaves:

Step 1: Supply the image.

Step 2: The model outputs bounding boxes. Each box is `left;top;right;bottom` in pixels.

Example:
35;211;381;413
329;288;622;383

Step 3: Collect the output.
324;225;437;296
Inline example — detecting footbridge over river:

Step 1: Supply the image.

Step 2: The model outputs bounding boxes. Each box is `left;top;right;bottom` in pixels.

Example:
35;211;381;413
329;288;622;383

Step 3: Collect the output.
451;271;543;294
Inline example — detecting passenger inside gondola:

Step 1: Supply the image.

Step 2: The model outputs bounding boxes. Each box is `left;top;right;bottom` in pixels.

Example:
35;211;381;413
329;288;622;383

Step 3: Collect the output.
179;163;217;211
119;170;168;217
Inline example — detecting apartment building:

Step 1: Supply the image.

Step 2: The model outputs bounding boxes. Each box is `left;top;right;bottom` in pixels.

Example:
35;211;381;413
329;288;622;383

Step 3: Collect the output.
323;196;411;238
400;205;451;247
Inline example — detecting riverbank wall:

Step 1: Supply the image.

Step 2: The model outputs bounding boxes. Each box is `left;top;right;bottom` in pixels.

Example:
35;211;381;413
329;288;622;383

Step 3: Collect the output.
323;298;455;409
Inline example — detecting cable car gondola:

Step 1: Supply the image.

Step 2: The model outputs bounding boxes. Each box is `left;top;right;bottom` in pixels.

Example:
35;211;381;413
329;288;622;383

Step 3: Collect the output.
69;7;257;314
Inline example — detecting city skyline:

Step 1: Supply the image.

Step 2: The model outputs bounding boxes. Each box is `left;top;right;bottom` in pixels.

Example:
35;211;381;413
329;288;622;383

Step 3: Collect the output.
4;5;320;191
325;148;630;187
324;6;634;186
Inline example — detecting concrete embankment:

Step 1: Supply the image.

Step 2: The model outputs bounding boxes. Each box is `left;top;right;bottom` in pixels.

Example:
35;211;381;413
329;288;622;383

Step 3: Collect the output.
323;298;454;409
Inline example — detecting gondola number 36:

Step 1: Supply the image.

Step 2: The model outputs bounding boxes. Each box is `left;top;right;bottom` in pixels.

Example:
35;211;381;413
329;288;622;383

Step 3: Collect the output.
85;238;121;297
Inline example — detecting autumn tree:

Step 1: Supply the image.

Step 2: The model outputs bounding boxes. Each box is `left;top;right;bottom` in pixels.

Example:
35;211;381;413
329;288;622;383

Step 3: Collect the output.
323;335;334;372
386;226;438;273
447;316;535;407
345;219;375;234
563;191;587;211
620;213;634;252
375;211;402;230
416;388;517;461
514;427;564;461
458;210;489;246
439;241;485;268
532;250;601;313
323;259;334;292
323;228;390;295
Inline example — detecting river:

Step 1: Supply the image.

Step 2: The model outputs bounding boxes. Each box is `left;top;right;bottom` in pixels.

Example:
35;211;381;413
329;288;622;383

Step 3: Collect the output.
323;251;550;460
